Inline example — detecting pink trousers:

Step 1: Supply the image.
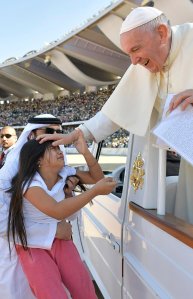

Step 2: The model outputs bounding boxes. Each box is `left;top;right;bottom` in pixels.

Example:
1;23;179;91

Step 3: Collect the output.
16;239;97;299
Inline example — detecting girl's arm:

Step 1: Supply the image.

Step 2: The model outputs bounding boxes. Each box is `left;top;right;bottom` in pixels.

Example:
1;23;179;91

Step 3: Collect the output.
76;150;104;184
73;128;104;184
24;177;116;220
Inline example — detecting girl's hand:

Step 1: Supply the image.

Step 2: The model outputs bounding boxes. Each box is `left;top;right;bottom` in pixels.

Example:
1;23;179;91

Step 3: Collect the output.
73;129;89;155
92;177;117;195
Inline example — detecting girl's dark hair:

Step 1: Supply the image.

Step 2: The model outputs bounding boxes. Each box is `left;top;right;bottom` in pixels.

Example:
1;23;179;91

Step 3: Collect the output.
7;139;53;252
65;174;86;192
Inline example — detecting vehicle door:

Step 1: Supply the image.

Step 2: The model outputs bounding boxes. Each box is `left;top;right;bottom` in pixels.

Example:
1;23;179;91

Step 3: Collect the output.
70;129;129;299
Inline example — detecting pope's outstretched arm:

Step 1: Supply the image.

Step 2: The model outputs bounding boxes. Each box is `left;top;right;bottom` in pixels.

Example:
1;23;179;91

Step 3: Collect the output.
37;111;120;145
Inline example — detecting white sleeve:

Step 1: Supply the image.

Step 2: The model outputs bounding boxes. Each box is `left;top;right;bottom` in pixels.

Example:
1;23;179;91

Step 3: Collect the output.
0;201;9;238
79;111;120;143
0;181;14;239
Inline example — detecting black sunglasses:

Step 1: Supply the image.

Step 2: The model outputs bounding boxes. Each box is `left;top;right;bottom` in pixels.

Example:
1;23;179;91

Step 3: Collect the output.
0;134;14;139
44;128;63;134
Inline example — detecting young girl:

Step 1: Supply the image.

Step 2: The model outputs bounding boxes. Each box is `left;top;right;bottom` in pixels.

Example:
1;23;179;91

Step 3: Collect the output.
7;129;116;299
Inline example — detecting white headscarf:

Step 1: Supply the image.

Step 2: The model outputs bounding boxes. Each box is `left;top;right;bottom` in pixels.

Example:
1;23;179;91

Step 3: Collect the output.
0;114;66;186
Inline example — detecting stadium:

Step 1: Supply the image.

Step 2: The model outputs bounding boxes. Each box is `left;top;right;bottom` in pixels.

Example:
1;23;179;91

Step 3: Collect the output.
0;0;192;147
1;1;193;298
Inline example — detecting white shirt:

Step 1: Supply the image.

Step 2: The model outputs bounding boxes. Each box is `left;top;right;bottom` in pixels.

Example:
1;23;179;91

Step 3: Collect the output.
23;166;76;230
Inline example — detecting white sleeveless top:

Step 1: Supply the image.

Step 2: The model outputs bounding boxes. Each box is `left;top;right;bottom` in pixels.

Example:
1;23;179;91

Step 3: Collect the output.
23;166;76;225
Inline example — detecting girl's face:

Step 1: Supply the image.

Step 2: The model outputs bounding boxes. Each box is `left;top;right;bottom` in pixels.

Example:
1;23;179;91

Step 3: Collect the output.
39;145;64;170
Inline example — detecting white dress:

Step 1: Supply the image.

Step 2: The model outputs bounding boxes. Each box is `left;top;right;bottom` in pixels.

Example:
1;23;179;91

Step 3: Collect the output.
23;166;77;231
0;165;76;299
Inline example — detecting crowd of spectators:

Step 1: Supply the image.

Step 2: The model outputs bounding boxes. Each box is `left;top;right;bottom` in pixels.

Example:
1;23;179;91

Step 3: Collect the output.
0;90;110;126
0;88;129;148
102;129;129;148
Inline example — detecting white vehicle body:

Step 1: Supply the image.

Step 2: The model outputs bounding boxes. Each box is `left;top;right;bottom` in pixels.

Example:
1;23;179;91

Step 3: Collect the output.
70;127;193;299
68;2;193;298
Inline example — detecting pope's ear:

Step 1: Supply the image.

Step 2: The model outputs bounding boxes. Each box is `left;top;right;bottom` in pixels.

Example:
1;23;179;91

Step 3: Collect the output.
157;24;169;41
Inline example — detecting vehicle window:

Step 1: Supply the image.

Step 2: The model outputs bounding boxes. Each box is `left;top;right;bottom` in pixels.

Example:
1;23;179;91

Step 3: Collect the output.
98;129;129;198
66;127;129;198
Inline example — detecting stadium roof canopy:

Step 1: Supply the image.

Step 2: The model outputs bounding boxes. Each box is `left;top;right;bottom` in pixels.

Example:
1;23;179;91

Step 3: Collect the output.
0;0;193;100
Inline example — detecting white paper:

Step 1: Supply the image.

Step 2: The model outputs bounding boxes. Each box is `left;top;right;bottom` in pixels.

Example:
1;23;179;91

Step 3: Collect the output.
152;94;193;166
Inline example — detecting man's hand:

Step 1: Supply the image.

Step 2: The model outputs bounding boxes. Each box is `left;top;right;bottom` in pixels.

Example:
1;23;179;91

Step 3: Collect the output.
36;130;79;146
64;175;80;197
55;219;72;240
169;89;193;112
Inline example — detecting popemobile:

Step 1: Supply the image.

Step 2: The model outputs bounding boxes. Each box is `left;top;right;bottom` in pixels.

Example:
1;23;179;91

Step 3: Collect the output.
71;1;193;298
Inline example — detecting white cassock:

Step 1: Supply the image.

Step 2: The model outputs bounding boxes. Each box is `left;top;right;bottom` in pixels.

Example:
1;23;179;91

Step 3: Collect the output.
81;23;193;224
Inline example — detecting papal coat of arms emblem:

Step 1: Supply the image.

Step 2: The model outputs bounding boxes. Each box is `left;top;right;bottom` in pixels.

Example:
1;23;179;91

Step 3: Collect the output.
130;152;145;192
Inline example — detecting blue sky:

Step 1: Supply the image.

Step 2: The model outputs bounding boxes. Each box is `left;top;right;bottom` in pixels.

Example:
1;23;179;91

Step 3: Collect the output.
0;0;114;62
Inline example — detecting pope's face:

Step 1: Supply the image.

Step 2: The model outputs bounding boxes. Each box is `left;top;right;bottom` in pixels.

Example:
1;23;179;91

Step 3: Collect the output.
120;25;169;73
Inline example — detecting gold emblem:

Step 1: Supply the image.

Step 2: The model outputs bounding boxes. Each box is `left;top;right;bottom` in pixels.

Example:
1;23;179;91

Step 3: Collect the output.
130;152;145;192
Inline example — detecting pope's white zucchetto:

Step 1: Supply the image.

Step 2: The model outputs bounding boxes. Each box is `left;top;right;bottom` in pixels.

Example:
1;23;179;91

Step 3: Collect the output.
120;7;163;34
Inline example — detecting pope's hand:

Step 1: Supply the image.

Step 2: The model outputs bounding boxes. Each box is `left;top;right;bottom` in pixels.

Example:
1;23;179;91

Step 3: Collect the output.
169;89;193;112
36;129;79;146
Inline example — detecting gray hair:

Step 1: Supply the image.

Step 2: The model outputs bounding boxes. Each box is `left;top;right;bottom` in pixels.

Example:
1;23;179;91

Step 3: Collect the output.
136;13;171;33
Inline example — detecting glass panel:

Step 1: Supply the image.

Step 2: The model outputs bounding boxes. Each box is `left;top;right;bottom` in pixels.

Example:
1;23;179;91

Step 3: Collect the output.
65;126;129;198
98;129;129;198
98;129;129;172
